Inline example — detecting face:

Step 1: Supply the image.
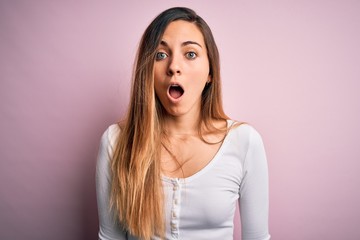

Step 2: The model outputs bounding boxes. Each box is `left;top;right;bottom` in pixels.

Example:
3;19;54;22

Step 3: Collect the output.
154;20;210;119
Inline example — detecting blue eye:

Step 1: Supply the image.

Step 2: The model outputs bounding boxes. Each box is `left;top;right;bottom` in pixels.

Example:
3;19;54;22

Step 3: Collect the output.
186;52;197;59
156;52;168;60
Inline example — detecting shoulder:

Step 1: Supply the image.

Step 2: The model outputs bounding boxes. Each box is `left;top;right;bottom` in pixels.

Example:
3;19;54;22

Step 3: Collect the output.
225;120;266;163
96;124;121;179
227;120;268;174
98;123;121;157
103;123;121;140
101;123;121;144
227;120;264;147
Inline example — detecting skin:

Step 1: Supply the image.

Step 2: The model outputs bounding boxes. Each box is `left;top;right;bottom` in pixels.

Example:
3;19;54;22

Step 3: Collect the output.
154;20;225;178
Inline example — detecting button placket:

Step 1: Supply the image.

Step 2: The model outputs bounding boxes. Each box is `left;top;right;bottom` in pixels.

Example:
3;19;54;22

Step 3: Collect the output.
170;178;181;238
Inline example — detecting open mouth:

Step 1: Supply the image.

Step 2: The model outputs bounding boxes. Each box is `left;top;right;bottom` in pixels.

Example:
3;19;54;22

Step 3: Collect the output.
169;84;184;99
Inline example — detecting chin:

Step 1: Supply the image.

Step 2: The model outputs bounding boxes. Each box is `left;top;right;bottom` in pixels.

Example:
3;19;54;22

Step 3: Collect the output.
162;106;185;117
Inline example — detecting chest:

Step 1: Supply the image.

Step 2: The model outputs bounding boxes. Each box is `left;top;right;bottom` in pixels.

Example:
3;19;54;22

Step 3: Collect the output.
160;136;223;178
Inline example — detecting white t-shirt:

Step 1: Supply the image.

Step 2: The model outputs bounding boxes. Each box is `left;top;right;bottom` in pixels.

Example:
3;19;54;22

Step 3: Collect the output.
96;120;270;240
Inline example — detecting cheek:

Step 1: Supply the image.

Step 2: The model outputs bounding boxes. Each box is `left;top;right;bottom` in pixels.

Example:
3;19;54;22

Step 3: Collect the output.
153;80;163;98
154;63;167;82
154;81;168;105
192;62;210;85
154;67;160;83
195;58;210;76
153;66;163;91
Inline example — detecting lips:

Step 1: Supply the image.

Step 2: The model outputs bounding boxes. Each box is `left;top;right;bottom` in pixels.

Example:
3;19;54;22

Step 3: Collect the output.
168;84;184;99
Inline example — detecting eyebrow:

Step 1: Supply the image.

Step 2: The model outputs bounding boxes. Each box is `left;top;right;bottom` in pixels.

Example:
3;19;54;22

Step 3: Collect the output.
160;40;203;48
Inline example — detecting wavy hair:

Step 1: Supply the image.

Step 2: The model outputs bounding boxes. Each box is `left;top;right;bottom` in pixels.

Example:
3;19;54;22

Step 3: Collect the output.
110;7;228;239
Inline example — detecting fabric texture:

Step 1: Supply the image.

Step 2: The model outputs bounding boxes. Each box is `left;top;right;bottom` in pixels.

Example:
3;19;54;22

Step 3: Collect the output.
96;120;270;240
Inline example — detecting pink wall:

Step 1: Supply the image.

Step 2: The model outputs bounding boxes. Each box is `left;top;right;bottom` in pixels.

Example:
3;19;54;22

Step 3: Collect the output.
1;1;359;239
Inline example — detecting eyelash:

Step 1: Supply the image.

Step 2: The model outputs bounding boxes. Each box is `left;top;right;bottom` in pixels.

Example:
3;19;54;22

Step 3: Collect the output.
155;51;198;61
185;51;197;59
155;52;168;60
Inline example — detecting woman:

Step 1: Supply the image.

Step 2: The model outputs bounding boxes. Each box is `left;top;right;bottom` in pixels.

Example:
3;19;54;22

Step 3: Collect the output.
96;7;270;240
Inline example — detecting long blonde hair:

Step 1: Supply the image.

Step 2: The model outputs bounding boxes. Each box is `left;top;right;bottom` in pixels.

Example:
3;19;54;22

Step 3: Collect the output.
110;7;228;239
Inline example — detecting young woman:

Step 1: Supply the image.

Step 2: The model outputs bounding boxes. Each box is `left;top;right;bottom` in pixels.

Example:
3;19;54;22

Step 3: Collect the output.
96;7;270;240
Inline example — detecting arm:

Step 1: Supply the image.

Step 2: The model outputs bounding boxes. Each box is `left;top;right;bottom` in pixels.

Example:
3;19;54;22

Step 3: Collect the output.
96;125;127;240
239;127;270;240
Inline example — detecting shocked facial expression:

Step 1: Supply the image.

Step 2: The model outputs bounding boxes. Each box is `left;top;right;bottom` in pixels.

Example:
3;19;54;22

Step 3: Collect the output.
154;20;210;118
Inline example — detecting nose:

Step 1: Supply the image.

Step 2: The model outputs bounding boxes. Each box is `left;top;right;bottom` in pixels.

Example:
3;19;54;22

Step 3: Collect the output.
167;55;181;76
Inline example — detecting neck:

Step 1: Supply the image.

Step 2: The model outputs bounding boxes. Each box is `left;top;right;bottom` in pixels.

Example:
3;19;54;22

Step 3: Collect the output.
162;113;201;136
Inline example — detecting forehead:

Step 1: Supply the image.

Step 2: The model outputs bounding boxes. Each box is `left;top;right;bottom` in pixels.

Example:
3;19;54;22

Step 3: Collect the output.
162;20;205;45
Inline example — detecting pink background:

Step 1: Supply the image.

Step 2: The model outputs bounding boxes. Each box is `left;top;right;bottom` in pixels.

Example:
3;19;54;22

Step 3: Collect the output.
1;1;359;239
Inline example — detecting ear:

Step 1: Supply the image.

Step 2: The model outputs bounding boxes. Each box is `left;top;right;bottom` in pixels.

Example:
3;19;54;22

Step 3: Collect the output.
207;75;212;84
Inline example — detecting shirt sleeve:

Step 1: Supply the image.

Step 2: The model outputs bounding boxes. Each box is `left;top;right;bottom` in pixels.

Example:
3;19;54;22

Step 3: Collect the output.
239;127;270;240
96;125;128;240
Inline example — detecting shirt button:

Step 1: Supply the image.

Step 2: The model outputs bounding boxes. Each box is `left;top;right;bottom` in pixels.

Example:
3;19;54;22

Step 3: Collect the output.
172;211;177;218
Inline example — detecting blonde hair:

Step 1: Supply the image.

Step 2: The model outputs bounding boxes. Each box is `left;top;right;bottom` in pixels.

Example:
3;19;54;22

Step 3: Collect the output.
110;7;228;239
